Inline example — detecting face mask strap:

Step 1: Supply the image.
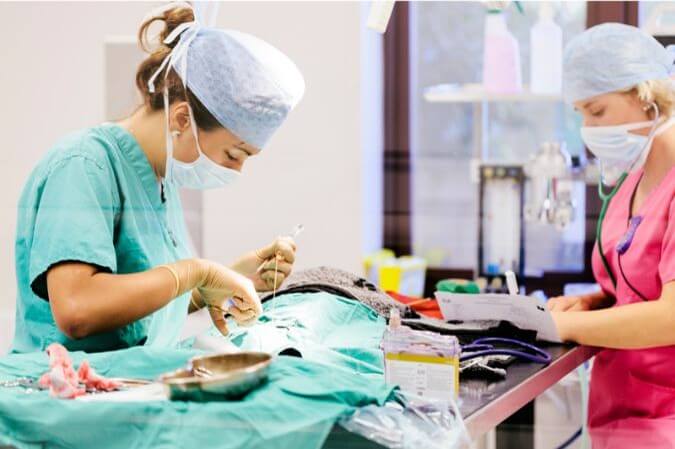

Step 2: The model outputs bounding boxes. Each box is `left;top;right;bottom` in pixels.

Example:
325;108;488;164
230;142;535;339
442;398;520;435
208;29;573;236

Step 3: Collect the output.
625;102;661;173
145;12;200;182
186;105;206;159
163;87;175;182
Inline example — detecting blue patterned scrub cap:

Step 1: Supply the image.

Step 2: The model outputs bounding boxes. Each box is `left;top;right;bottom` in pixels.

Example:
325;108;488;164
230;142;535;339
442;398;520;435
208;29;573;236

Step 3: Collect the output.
563;23;674;104
148;3;305;149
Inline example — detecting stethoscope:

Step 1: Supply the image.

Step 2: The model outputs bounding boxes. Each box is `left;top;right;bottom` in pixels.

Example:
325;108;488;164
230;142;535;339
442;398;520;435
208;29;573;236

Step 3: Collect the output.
595;105;662;300
460;337;552;364
597;177;651;301
596;173;629;290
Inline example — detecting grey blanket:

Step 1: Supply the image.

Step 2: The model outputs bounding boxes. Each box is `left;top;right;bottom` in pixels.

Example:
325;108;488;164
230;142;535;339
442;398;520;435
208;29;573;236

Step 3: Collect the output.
260;266;406;317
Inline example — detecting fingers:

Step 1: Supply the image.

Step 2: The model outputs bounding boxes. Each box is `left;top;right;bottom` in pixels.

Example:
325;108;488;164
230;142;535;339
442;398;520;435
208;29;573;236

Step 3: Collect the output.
547;297;570;312
198;262;263;332
227;305;257;323
208;300;259;336
208;306;229;336
568;298;589;312
567;303;585;312
547;297;561;311
236;279;263;316
260;260;293;276
274;238;296;264
257;237;297;264
260;269;286;286
547;296;578;312
230;296;253;311
208;299;257;335
257;250;293;292
548;300;568;312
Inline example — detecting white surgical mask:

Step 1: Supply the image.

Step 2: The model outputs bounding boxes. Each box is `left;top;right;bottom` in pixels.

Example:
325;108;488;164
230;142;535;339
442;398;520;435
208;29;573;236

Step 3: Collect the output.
580;104;675;185
163;89;240;190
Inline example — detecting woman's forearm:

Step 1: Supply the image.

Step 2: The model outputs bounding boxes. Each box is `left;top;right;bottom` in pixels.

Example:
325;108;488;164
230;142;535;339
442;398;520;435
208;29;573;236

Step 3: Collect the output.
48;259;205;339
554;284;675;349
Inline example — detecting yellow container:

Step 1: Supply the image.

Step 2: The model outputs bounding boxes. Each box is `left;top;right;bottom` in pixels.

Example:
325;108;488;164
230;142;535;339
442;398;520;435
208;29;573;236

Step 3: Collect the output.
373;254;427;296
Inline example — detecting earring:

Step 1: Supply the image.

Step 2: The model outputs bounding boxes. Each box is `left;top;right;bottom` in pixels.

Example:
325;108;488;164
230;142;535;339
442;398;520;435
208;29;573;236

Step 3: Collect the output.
171;130;181;137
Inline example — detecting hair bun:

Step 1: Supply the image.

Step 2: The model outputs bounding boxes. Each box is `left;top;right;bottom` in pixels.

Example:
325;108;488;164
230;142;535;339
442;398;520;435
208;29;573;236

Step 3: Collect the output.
138;4;195;54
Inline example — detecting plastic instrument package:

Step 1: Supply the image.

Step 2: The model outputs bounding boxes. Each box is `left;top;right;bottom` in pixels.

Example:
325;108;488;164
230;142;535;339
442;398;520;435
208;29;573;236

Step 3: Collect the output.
382;312;461;400
339;390;470;449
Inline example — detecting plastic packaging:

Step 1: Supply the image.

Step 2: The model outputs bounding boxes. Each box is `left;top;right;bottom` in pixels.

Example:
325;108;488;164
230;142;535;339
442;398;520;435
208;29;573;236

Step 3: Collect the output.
382;325;461;358
482;10;522;93
382;320;461;401
530;3;562;94
339;390;470;449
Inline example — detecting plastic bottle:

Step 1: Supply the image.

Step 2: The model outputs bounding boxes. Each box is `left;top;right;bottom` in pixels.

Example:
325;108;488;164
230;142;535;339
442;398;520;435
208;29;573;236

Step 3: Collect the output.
482;10;523;94
530;3;562;94
388;307;404;330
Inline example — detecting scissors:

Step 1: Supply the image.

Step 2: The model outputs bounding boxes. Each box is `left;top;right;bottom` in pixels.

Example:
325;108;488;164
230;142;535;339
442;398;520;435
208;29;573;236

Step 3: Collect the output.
460;337;551;364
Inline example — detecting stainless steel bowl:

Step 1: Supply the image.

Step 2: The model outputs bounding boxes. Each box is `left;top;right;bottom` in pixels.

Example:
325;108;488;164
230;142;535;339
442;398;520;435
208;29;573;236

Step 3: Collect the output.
160;352;272;401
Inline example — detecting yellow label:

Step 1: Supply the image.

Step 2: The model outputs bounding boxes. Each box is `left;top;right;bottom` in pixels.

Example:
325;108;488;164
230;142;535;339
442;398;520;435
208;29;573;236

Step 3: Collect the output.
385;352;456;365
385;353;460;394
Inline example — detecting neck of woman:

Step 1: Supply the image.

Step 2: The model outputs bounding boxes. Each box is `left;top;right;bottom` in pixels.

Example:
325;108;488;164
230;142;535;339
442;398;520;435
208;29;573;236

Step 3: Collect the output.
118;107;167;179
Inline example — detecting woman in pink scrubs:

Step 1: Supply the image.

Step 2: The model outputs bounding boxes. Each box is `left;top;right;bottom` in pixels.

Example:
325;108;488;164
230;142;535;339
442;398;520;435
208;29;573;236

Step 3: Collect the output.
549;24;675;447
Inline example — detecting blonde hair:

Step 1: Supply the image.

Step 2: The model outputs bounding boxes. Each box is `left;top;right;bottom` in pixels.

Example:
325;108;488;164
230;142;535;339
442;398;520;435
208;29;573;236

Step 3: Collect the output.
622;79;675;118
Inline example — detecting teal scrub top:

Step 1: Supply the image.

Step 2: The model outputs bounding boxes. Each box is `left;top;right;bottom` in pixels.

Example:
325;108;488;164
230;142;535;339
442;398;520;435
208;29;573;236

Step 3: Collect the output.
11;123;193;353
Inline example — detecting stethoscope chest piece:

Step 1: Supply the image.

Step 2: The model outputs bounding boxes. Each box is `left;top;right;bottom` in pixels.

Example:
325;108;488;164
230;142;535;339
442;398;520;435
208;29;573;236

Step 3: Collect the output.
616;215;643;255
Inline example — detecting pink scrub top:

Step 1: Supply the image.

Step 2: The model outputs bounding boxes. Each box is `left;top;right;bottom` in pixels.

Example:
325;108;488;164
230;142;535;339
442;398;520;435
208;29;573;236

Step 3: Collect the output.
589;166;675;448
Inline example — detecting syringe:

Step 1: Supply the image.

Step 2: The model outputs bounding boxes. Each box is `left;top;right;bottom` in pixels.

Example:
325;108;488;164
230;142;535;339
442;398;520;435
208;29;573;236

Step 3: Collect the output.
288;224;304;240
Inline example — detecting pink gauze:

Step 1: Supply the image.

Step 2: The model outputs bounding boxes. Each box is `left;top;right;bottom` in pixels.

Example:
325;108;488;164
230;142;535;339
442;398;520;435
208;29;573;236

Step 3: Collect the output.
38;343;120;399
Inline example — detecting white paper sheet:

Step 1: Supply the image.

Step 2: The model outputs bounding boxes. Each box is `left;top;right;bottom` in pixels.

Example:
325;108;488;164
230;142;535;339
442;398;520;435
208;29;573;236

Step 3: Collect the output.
179;307;213;341
179;307;242;353
434;292;562;343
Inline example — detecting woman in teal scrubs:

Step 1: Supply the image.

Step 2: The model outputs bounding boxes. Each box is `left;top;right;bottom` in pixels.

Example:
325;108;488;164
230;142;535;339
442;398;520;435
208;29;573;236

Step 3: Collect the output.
11;5;305;353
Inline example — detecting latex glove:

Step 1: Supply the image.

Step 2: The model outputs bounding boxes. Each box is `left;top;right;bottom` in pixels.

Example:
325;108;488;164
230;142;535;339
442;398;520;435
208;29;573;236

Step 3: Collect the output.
252;237;297;292
547;295;592;312
192;260;262;336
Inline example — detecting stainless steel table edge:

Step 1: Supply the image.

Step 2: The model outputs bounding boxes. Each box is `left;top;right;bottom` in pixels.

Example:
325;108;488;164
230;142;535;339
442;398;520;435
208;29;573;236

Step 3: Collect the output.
463;345;599;440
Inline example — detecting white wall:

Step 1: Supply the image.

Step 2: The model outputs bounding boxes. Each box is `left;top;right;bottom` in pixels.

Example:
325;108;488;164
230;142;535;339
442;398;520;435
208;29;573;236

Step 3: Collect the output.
0;1;382;353
202;2;383;270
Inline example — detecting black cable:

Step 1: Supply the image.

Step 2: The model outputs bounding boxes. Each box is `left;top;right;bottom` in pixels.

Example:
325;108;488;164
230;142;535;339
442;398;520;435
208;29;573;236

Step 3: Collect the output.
555;427;582;449
618;253;649;301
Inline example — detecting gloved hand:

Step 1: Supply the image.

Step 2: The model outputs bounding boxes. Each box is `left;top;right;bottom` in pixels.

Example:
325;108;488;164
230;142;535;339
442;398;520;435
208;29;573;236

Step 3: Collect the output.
181;259;262;336
251;237;297;292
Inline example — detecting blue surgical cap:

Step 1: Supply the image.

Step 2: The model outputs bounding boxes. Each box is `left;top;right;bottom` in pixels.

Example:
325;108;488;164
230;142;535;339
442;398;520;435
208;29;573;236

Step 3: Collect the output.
563;23;674;104
151;21;305;150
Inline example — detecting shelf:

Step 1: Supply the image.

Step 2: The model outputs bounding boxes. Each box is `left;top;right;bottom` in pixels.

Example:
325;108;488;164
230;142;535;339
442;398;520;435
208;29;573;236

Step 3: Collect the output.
424;83;562;103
